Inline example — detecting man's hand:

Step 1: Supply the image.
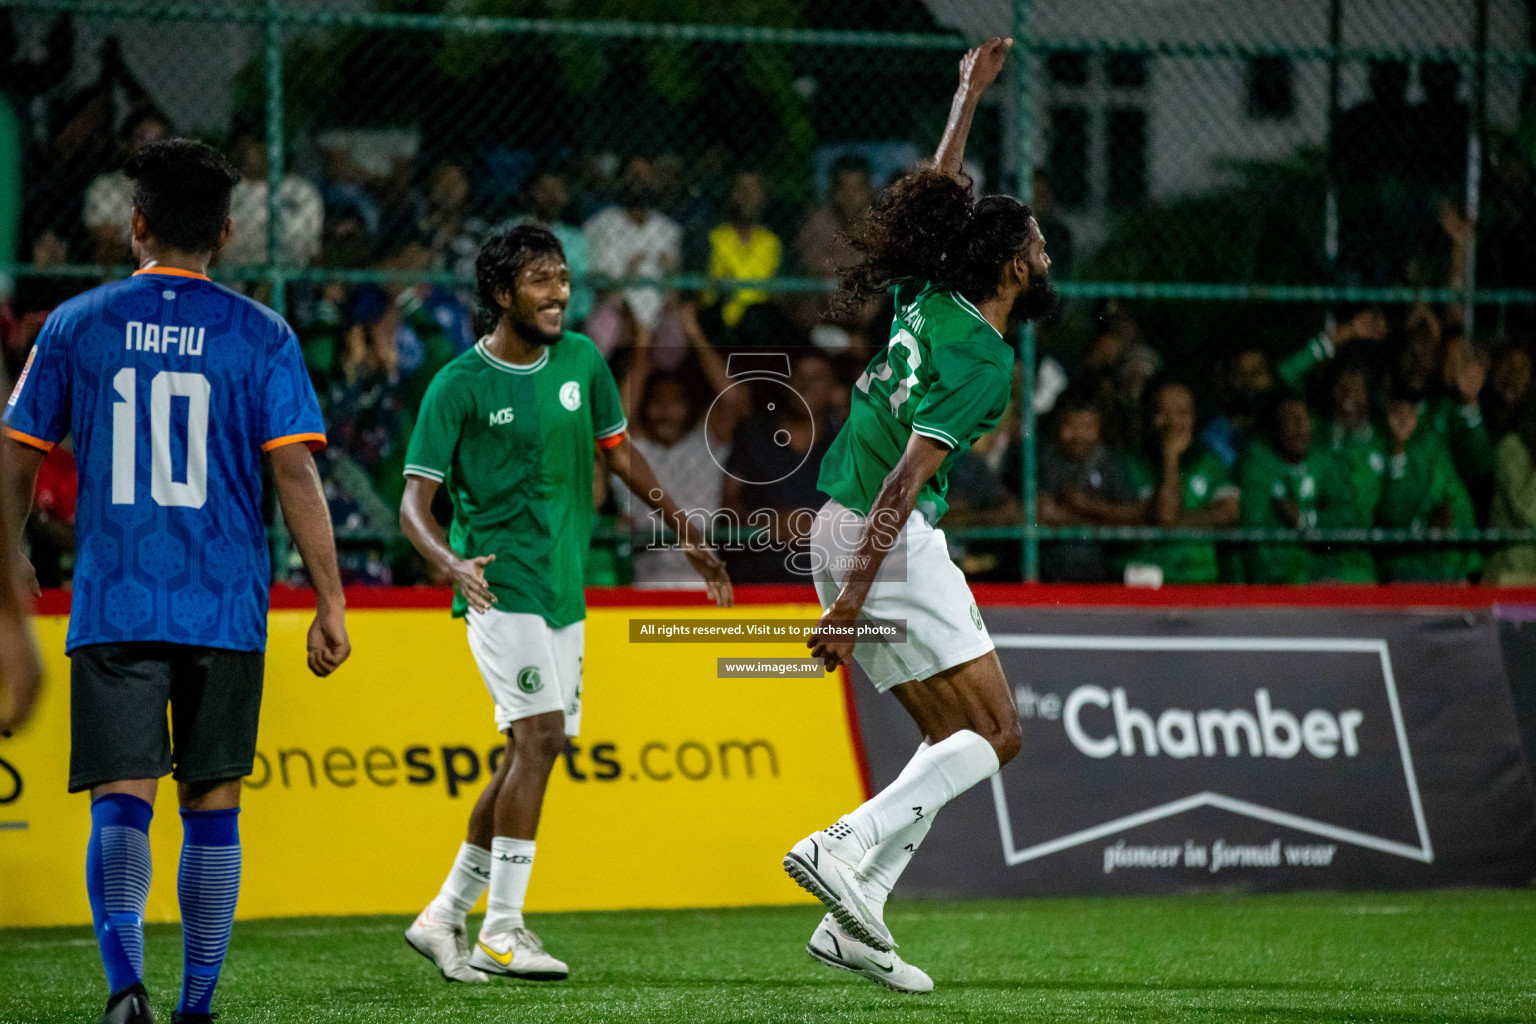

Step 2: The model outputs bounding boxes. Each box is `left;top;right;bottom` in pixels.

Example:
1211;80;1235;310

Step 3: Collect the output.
451;554;498;614
958;37;1012;95
1161;422;1194;463
1275;498;1302;529
681;543;733;608
807;598;860;671
1438;199;1475;246
1387;401;1419;454
1456;351;1489;406
13;551;38;600
0;604;42;733
306;602;351;678
1336;309;1388;347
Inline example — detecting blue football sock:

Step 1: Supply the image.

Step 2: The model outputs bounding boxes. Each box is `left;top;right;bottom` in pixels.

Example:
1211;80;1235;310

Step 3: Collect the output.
86;793;154;996
177;808;241;1016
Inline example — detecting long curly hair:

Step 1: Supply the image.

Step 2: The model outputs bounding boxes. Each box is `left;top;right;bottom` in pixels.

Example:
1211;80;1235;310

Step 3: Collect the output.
830;169;1033;316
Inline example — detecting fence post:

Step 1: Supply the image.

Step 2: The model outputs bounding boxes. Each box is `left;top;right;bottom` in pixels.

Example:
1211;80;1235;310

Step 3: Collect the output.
1463;0;1489;336
1013;0;1039;582
264;0;287;317
264;0;293;580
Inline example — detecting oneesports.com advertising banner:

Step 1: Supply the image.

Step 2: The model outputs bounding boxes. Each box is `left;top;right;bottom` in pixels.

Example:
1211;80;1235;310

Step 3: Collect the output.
0;601;865;927
854;607;1536;896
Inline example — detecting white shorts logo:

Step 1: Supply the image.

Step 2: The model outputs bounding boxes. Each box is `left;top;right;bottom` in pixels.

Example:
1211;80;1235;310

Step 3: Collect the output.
560;381;582;411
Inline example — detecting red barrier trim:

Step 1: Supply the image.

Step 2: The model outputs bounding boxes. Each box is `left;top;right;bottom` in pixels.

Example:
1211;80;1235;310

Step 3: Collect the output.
966;582;1536;609
33;581;1536;618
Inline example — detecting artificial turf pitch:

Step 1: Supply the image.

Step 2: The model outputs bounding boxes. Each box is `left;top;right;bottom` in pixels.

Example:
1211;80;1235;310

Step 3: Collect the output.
3;890;1534;1023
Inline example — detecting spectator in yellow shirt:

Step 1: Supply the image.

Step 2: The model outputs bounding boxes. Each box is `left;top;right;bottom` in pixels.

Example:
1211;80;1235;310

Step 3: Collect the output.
707;171;781;328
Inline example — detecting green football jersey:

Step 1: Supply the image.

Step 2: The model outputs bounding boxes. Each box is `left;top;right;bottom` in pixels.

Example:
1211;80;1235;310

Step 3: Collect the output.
818;281;1013;523
1123;445;1234;583
1375;427;1479;582
1234;440;1363;584
404;334;627;625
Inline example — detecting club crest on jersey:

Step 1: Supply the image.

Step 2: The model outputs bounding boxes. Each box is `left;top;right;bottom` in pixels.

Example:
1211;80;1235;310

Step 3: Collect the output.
489;406;515;426
517;667;544;693
560;381;582;411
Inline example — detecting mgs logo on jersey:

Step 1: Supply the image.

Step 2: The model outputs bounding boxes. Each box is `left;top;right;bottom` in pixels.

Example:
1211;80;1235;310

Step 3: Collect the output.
517;667;544;693
560;381;582;411
489;407;515;426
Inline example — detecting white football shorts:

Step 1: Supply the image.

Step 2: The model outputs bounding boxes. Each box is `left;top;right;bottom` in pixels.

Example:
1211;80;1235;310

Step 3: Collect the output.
809;499;994;693
465;609;584;736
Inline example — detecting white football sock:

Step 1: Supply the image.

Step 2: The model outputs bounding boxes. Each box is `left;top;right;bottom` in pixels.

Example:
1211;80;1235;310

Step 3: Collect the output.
427;842;491;928
859;743;937;913
827;730;998;862
481;837;536;937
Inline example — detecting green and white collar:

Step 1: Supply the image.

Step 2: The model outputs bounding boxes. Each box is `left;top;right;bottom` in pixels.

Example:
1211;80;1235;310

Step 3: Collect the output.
476;337;549;374
951;292;1005;340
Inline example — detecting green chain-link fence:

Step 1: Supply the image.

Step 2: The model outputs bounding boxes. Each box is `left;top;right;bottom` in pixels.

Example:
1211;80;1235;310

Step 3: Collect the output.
2;0;1535;584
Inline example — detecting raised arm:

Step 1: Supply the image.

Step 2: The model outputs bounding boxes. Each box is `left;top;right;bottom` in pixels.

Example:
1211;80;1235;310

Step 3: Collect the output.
933;38;1013;178
678;302;749;444
619;321;654;424
602;435;733;607
808;432;950;669
268;442;351;677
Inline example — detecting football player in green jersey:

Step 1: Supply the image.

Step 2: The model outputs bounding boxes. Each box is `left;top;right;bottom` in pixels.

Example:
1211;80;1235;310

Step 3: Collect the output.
399;226;732;984
782;37;1057;992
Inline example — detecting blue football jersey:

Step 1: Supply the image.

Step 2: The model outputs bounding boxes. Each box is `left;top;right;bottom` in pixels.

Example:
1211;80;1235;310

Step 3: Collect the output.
5;268;326;653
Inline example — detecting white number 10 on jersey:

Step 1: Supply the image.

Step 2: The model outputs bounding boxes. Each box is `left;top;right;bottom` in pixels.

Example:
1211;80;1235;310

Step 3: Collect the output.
112;367;211;508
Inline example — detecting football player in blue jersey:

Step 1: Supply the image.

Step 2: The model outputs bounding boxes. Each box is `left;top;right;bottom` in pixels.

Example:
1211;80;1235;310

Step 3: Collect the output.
3;139;351;1024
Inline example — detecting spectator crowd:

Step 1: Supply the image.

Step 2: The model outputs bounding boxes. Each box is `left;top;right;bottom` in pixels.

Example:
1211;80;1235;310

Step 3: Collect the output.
5;23;1536;589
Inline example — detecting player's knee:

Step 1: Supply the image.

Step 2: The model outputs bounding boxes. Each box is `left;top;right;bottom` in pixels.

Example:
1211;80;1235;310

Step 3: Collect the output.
991;720;1022;766
524;720;568;766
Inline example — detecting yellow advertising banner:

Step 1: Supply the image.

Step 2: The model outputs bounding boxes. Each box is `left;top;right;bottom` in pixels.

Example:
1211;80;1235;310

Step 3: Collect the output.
0;601;867;927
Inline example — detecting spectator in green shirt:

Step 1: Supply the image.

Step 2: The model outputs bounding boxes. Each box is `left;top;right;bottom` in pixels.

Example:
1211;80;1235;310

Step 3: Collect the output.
1485;420;1536;584
1123;380;1238;583
1375;390;1479;582
1483;343;1533;444
1391;305;1493;492
1275;308;1389;395
1037;388;1146;582
1313;361;1388;581
1235;394;1364;583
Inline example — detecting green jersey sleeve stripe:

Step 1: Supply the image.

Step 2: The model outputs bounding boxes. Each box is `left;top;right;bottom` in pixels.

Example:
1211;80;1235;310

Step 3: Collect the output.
595;417;629;439
403;464;446;482
911;422;960;448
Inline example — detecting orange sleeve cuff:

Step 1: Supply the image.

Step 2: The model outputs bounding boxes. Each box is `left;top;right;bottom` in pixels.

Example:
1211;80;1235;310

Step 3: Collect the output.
262;432;328;453
596;431;626;450
5;428;55;452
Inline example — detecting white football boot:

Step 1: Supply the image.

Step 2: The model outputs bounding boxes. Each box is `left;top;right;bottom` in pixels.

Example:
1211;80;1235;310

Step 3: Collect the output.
469;927;570;980
404;906;490;983
783;824;896;952
807;913;934;993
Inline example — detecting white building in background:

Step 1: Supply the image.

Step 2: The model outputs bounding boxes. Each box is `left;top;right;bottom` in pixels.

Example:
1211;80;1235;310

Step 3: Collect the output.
926;0;1530;255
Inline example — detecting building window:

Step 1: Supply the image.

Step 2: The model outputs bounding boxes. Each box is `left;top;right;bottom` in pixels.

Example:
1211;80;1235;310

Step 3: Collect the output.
1106;53;1148;89
1106;107;1146;208
1047;52;1090;87
1047;104;1091;208
1247;56;1294;120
